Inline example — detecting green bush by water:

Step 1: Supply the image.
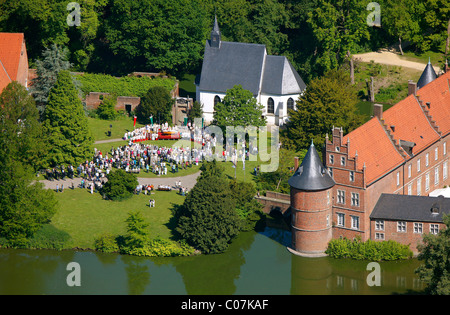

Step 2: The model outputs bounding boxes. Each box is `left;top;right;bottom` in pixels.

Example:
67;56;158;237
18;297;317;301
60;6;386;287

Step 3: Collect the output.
326;237;413;261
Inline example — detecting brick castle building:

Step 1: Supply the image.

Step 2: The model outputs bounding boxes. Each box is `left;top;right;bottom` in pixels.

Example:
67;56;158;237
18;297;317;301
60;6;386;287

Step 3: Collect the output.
289;61;450;256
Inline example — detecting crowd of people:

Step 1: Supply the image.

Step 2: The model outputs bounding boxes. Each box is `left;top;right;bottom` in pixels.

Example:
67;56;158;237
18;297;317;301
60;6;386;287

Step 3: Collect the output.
43;122;263;204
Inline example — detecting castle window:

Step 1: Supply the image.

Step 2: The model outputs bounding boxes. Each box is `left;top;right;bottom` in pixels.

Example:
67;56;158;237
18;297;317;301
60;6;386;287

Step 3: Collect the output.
349;171;354;182
287;98;295;111
337;213;345;227
329;154;334;165
267;98;274;114
214;95;221;106
434;167;439;185
408;164;412;178
351;192;359;207
444;142;447;156
340;156;346;166
397;221;406;233
430;224;439;235
396;172;400;186
426;153;429;166
375;233;385;240
329;168;333;178
375;220;384;231
435;147;438;160
408;183;412;195
417;158;421;172
326;214;330;227
414;223;423;234
417;177;422;195
337;190;345;204
443;161;448;180
351;216;359;230
425;173;430;191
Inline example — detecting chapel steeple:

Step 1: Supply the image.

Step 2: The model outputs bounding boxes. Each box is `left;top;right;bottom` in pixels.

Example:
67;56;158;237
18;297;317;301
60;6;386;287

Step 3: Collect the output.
210;15;221;48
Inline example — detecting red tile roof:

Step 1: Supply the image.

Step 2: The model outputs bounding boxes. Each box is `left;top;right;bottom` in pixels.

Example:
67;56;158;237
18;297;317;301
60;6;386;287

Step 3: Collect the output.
342;70;450;185
416;71;450;136
0;59;11;92
343;117;405;185
0;33;24;82
382;93;440;155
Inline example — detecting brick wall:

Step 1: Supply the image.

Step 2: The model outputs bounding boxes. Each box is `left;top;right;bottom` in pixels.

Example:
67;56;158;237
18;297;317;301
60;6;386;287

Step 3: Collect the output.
290;187;333;255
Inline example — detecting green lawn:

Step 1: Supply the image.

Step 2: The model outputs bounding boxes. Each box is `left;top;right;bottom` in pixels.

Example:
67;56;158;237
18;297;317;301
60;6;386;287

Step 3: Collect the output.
51;188;185;249
87;115;145;141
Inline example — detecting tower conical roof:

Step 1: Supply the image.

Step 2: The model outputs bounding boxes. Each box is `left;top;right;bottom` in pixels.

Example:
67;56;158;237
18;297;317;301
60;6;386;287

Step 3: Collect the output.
417;58;437;89
288;142;335;191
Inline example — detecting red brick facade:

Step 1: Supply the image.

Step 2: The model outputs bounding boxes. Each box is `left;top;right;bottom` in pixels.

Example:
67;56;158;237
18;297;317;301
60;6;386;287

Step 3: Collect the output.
290;188;333;255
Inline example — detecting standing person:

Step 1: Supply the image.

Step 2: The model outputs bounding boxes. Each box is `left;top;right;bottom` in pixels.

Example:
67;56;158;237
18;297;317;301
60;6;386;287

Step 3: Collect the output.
55;184;59;193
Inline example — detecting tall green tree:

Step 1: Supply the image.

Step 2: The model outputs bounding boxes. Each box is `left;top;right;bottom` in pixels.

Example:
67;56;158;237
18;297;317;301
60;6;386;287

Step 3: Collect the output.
31;44;71;117
136;86;173;125
42;70;94;167
306;0;371;74
104;0;210;75
415;215;450;295
175;161;242;254
282;69;364;151
381;0;425;55
213;85;266;130
0;82;57;246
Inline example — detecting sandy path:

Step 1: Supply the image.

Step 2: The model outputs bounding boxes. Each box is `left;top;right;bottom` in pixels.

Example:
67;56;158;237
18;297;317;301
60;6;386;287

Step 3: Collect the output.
353;51;441;74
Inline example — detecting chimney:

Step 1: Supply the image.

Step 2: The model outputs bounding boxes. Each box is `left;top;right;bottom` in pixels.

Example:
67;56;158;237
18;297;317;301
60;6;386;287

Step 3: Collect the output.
373;103;383;120
426;102;431;109
408;80;417;96
294;157;299;170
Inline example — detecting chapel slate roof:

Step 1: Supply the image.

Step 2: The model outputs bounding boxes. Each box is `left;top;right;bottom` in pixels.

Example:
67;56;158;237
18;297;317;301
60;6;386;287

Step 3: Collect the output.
261;55;306;95
288;142;335;191
370;193;450;223
417;59;437;89
198;40;266;95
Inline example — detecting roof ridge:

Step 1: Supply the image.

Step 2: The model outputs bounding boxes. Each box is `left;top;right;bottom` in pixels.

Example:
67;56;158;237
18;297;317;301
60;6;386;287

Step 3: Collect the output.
377;117;409;159
415;95;442;136
0;58;11;82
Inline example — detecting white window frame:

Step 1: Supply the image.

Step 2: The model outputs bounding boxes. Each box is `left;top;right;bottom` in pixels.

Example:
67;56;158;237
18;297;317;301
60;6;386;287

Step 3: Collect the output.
375;233;385;240
408;183;412;195
444;142;447;156
444;161;448;180
425;173;430;191
396;172;400;186
414;222;423;234
337;213;345;227
375;220;384;231
351;192;359;207
417;177;422;196
349;171;354;182
426;153;429;166
337;190;345;204
397;221;406;233
417;158;421;172
435;167;439;185
408;164;412;178
430;224;439;235
341;156;346;166
435;147;438;160
351;216;359;230
329;154;334;165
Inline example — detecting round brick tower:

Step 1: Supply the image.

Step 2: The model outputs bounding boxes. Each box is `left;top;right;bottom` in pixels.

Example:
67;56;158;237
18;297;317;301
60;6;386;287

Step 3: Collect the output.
288;141;335;257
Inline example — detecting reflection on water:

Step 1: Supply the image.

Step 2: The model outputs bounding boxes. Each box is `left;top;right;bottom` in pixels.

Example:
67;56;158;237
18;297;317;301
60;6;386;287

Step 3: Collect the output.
0;227;425;295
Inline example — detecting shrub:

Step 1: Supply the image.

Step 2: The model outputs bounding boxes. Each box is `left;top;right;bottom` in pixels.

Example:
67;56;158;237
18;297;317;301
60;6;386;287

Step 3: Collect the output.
27;224;72;250
96;94;118;120
101;169;138;201
326;237;413;261
94;233;120;253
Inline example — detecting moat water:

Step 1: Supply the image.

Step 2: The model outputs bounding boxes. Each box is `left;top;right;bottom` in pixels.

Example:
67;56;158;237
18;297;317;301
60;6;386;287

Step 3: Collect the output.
0;227;424;295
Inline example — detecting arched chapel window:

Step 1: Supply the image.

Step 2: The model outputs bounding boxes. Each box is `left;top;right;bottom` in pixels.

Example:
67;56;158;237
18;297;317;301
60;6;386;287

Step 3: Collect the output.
267;98;274;114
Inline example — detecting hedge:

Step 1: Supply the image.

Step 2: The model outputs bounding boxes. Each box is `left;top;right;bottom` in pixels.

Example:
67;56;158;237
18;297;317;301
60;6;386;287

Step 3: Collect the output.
326;237;413;261
74;73;176;98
